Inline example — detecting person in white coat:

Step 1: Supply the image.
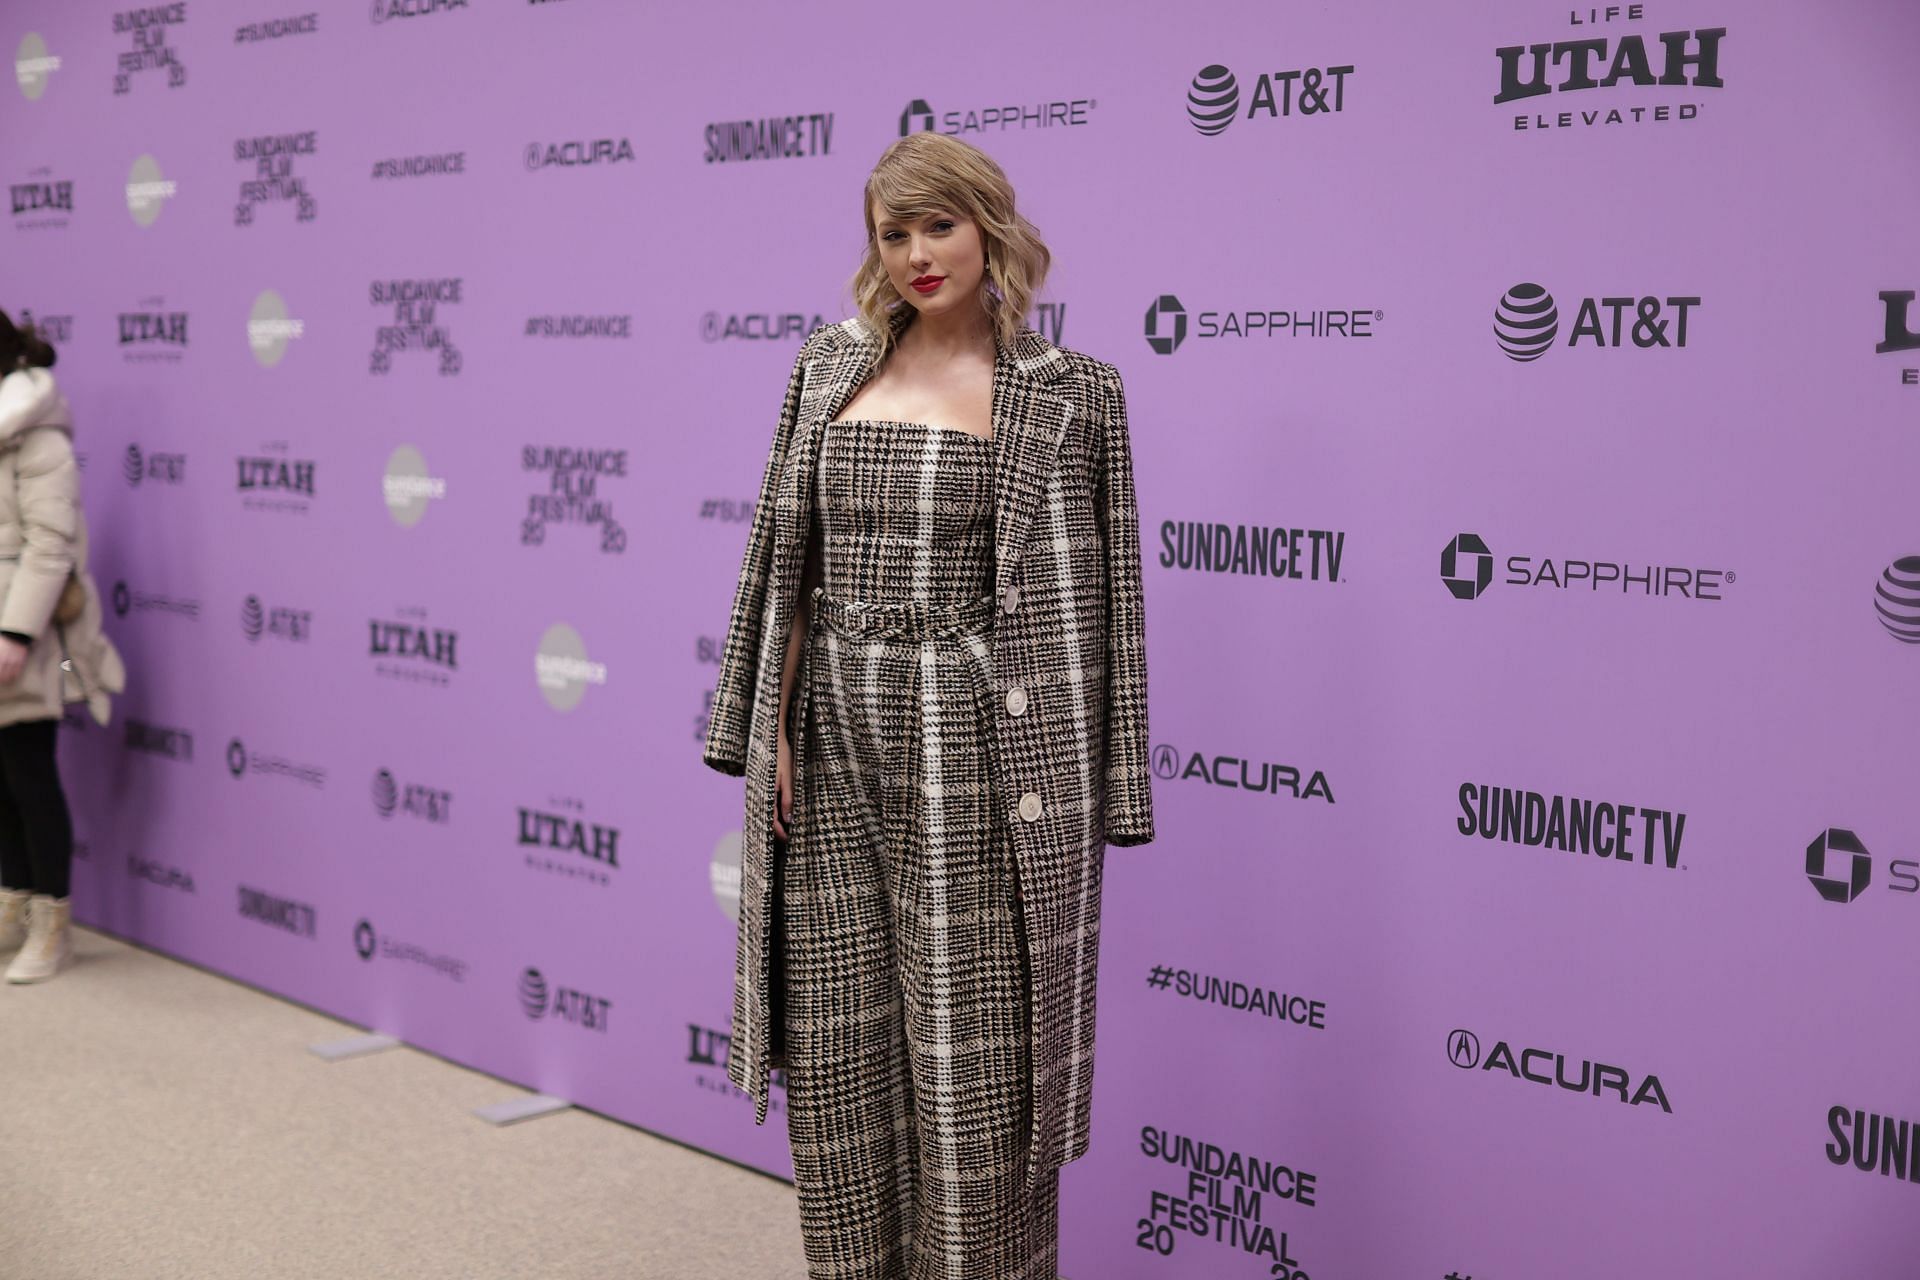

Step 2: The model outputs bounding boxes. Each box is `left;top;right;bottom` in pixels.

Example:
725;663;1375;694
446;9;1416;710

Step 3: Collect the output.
0;310;122;983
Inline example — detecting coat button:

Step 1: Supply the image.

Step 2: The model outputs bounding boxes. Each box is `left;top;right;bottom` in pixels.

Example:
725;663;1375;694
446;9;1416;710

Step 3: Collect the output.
1000;583;1021;615
1018;792;1043;823
1005;686;1028;717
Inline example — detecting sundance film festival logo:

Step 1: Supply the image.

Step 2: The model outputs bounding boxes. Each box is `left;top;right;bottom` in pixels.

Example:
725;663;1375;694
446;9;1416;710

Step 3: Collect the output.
1828;1104;1920;1188
370;278;461;376
535;622;607;712
124;444;187;487
125;154;178;227
113;5;188;94
112;579;200;621
368;609;458;686
701;312;826;344
237;885;316;939
226;736;326;789
372;768;451;824
518;799;619;886
241;593;311;643
517;967;611;1032
11;167;72;230
1875;556;1920;644
1878;291;1919;386
234;132;316;225
1439;532;1733;602
899;94;1096;138
369;0;467;23
237;446;316;514
1447;1028;1672;1112
1496;12;1724;133
1151;742;1333;803
1804;827;1920;906
1158;520;1345;583
1493;282;1698;359
705;112;834;163
1185;61;1353;136
1458;782;1689;871
16;310;72;347
521;446;627;553
119;301;188;363
1143;293;1377;355
384;445;447;527
1135;1124;1315;1274
16;34;62;101
126;719;193;762
526;137;634;170
247;290;305;367
235;14;318;43
353;917;466;982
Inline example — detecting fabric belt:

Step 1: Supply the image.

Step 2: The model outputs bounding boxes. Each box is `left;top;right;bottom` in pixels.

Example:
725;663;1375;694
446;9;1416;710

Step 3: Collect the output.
811;587;994;642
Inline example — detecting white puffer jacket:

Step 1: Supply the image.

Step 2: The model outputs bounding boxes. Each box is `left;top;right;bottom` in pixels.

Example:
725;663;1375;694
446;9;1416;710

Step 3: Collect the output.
0;368;123;726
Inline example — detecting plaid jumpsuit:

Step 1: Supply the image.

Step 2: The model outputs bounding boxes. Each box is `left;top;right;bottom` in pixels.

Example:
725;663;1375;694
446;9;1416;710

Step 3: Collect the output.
781;418;1060;1280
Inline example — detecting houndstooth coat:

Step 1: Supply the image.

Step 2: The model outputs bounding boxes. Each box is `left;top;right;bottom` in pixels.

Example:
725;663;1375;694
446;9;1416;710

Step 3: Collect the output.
703;305;1154;1175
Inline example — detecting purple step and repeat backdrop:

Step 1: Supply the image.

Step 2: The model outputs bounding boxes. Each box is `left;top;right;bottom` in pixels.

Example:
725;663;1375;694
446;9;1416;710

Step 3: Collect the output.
7;1;1920;1275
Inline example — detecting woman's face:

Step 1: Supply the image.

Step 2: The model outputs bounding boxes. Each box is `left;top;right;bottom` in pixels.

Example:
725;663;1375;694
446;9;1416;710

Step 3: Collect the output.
873;203;987;320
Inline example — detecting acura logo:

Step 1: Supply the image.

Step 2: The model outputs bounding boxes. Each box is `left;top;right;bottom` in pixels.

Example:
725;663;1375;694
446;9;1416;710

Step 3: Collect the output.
1448;1029;1482;1069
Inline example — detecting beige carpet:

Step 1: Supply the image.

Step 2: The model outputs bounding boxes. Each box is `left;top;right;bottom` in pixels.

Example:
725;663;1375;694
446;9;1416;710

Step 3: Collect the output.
0;926;808;1280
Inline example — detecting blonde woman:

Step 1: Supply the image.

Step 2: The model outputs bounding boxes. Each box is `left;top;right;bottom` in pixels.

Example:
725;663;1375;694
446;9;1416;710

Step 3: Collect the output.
704;133;1153;1278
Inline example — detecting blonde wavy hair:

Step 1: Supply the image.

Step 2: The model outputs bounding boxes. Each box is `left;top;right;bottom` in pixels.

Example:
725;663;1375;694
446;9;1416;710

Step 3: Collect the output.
851;132;1051;359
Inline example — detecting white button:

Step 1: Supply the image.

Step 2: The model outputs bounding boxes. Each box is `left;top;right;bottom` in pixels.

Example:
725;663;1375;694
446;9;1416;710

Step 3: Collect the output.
1005;686;1028;717
1000;583;1021;615
1018;792;1043;823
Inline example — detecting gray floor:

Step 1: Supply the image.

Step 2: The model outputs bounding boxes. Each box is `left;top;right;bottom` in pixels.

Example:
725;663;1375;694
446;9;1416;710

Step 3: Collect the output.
0;927;809;1279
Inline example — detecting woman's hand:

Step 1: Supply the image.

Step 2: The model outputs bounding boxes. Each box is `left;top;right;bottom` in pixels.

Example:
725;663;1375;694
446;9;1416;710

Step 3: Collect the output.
0;637;27;685
773;727;794;842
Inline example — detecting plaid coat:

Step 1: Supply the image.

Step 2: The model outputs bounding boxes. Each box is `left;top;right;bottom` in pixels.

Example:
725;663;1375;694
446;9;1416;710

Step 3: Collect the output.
703;307;1154;1173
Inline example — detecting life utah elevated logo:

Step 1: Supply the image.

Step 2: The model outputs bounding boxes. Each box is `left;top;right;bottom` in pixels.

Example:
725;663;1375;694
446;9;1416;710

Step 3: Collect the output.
1494;7;1725;135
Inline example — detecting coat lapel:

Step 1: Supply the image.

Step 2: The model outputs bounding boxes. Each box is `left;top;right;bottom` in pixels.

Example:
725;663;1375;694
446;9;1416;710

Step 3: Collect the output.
781;309;1076;606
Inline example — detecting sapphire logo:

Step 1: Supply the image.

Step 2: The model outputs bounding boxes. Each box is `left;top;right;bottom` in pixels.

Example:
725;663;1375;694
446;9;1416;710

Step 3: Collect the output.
1182;61;1352;136
1807;828;1872;904
1874;556;1920;644
519;967;549;1019
1144;295;1187;355
1441;533;1494;600
226;738;247;778
354;919;376;960
1494;283;1558;361
897;94;1095;138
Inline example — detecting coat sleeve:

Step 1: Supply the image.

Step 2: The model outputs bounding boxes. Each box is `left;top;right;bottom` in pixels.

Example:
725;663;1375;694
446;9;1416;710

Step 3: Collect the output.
1095;361;1155;846
0;426;79;641
702;334;813;776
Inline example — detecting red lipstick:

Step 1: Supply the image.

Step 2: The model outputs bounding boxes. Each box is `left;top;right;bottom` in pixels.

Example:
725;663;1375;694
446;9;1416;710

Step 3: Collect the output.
910;275;945;294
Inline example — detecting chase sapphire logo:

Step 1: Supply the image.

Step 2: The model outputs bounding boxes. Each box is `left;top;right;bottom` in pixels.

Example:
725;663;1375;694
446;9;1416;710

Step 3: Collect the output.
1495;283;1559;362
898;99;935;134
112;581;131;617
519;967;550;1019
226;738;247;779
1442;534;1494;600
1144;295;1187;355
354;919;376;960
1807;828;1872;904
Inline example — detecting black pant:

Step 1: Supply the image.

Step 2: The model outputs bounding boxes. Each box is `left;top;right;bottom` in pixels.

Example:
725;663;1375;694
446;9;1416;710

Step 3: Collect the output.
0;720;72;900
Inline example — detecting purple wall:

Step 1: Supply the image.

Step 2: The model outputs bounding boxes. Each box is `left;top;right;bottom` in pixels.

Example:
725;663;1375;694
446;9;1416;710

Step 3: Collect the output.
8;1;1920;1275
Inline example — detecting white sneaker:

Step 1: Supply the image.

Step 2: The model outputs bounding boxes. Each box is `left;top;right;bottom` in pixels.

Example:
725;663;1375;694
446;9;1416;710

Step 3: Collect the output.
0;888;27;952
6;895;71;983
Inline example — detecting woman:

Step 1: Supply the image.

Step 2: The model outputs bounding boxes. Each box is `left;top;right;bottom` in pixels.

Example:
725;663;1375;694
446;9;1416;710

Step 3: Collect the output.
703;133;1154;1279
0;310;119;984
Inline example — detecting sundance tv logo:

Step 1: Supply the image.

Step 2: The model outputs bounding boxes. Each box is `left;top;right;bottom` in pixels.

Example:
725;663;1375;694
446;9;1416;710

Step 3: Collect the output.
1494;282;1698;359
704;111;833;163
1447;1028;1671;1112
1439;532;1732;603
1186;61;1353;136
1144;293;1376;355
1495;15;1724;133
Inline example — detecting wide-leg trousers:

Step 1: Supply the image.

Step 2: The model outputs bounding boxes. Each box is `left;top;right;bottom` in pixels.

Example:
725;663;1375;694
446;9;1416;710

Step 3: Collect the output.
781;590;1060;1280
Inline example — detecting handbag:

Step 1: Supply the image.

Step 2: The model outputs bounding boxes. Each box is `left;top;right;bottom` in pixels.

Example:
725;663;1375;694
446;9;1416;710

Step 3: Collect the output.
52;568;84;626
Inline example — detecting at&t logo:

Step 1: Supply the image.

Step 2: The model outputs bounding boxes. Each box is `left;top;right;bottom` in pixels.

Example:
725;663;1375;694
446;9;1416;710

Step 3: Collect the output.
518;966;611;1032
1185;61;1354;136
1494;282;1698;359
519;967;549;1018
1875;556;1920;643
